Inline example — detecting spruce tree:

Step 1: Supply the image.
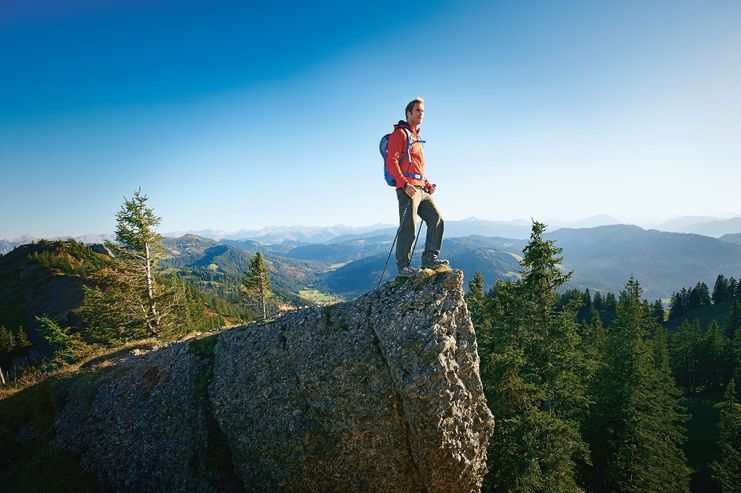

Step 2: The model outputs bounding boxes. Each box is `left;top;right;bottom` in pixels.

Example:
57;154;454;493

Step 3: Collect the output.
482;221;591;492
713;275;731;304
0;325;15;354
670;319;703;391
704;320;731;391
709;379;740;493
726;300;741;339
588;279;690;493
242;252;272;321
14;326;31;349
466;272;493;330
728;278;738;300
81;189;178;342
652;299;664;323
593;291;603;311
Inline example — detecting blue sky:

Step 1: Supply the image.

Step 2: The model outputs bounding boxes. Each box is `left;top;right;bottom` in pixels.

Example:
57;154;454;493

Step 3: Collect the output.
1;0;740;239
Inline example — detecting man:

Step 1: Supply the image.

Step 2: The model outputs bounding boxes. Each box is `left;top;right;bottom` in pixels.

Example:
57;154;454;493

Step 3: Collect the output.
385;97;447;277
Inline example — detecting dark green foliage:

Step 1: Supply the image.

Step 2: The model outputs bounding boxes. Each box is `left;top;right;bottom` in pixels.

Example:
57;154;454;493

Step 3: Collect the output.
241;252;272;321
682;392;722;491
14;325;31;349
669;319;734;393
0;324;15;354
465;272;493;330
587;279;690;493
36;316;93;367
713;275;736;305
709;379;741;492
726;299;741;339
556;288;617;327
480;221;591;492
671;281;715;320
651;299;665;323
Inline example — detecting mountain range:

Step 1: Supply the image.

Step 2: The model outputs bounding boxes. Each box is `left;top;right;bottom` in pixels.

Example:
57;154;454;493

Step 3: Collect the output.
161;225;741;300
3;224;741;350
4;215;741;255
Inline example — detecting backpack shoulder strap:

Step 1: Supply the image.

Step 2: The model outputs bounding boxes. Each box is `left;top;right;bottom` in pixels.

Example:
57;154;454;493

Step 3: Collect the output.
399;127;413;164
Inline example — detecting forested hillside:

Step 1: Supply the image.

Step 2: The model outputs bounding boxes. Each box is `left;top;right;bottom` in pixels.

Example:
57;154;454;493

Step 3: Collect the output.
467;223;741;492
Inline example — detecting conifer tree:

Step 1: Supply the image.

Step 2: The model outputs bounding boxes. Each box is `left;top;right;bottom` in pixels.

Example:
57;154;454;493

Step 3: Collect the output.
726;299;741;339
704;320;731;391
466;272;493;330
14;326;31;349
652;299;664;323
728;278;738;300
588;279;690;493
242;252;272;321
689;282;711;309
709;379;740;492
481;221;591;492
670;319;703;391
0;325;15;354
713;275;731;304
593;291;603;311
82;189;177;342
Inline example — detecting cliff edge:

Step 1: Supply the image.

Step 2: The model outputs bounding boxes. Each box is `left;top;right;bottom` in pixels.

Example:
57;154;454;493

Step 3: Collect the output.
4;269;494;492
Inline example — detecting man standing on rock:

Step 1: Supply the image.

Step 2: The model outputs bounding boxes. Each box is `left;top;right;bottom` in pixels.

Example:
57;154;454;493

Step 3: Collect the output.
385;97;447;277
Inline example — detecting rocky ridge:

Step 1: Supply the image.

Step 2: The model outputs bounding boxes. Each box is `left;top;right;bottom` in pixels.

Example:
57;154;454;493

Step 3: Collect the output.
13;269;494;492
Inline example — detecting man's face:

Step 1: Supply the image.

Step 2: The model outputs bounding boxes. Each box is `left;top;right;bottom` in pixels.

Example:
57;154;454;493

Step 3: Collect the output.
407;102;424;127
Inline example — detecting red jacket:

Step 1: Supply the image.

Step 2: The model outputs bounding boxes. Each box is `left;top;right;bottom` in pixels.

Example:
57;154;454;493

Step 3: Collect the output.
384;121;429;190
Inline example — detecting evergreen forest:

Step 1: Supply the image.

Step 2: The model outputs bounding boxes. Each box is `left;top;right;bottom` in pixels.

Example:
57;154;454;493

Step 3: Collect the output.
467;222;740;492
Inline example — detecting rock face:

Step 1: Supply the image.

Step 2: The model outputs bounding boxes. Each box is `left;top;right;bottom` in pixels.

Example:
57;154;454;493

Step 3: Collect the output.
51;269;494;492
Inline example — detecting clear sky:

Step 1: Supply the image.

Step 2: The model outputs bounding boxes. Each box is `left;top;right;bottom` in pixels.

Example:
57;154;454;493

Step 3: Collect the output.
1;0;740;239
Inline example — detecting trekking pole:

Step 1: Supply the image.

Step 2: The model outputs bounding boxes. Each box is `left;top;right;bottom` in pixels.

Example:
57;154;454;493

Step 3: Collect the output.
410;218;424;266
378;205;409;288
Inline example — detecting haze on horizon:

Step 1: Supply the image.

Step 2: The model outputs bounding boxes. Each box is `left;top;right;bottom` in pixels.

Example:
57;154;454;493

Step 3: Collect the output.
2;0;740;239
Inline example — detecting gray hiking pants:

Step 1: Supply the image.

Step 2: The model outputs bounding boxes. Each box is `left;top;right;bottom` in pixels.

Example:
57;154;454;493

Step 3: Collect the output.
396;186;444;271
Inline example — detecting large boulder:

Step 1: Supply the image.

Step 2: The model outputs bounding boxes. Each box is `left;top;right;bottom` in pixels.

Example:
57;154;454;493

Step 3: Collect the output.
48;269;494;492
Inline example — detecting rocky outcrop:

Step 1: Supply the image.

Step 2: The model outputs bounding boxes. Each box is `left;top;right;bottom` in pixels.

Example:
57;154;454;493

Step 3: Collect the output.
50;269;494;492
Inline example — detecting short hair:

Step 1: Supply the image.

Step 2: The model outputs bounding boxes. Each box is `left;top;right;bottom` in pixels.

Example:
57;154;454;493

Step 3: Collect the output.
405;97;424;119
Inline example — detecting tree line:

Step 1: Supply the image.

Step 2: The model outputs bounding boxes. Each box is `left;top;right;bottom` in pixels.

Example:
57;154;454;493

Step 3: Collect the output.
669;275;741;320
467;221;740;493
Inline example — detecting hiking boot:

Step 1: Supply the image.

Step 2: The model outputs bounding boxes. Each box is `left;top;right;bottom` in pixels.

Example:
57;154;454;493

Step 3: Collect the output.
421;258;449;269
397;266;420;277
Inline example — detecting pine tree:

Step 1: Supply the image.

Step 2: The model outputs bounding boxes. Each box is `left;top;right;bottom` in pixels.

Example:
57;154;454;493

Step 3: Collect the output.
605;292;617;317
703;320;731;391
466;272;493;330
709;379;740;492
652;299;665;323
14;326;31;349
81;189;179;342
0;325;15;354
588;279;690;492
481;221;591;492
689;282;711;309
242;252;272;321
713;275;731;304
725;299;741;339
728;278;738;300
670;319;703;391
593;291;603;311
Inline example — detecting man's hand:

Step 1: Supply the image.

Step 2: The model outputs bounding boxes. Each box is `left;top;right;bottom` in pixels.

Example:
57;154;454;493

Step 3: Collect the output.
404;183;418;198
426;183;436;194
